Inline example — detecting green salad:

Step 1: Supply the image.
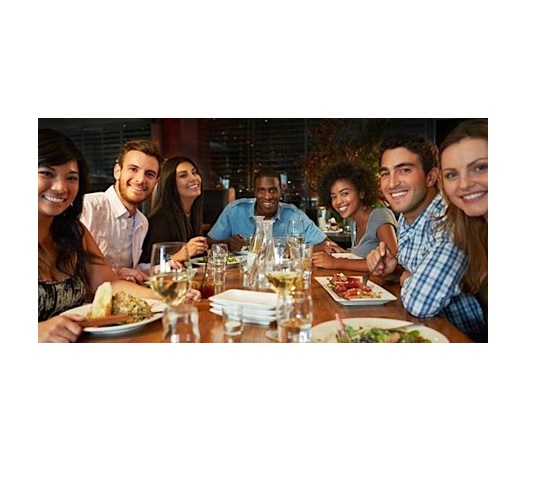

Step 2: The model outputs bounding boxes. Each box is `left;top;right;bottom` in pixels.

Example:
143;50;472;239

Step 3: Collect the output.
340;325;431;343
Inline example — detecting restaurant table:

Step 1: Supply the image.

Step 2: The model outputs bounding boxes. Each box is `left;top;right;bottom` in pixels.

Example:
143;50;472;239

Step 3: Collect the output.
78;266;473;343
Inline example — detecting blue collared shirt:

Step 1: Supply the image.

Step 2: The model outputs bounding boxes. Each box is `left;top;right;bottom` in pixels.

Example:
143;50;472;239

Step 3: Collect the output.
207;198;327;245
397;193;486;342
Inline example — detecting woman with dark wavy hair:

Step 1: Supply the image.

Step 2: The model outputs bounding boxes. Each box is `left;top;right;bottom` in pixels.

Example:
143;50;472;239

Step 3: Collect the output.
439;119;488;331
140;156;208;264
313;160;398;272
38;129;188;342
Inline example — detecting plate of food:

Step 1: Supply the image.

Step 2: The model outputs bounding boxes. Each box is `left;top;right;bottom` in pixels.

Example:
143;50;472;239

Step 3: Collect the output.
311;318;449;343
330;253;363;260
315;273;397;306
190;254;245;268
61;282;166;334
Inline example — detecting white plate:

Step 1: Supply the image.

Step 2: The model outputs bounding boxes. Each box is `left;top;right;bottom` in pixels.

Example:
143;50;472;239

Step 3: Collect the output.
315;276;397;306
209;289;278;310
324;228;344;234
190;255;245;268
62;299;165;335
209;307;274;325
331;253;363;260
210;302;275;316
312;318;449;343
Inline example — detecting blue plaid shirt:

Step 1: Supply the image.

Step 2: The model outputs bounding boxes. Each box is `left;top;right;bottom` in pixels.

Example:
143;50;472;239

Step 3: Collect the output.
397;193;486;342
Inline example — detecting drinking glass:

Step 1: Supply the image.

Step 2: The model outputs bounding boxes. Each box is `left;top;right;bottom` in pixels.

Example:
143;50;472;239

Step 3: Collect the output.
210;243;228;286
222;305;244;343
265;238;302;341
277;290;313;343
287;219;305;244
162;304;199;343
290;242;314;289
150;242;194;310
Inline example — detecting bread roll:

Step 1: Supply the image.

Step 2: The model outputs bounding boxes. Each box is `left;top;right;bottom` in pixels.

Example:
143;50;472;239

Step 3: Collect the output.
90;282;113;318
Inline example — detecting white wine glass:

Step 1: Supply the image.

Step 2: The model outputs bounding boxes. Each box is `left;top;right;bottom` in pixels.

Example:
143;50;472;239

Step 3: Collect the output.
265;238;302;341
149;242;194;309
287;218;305;245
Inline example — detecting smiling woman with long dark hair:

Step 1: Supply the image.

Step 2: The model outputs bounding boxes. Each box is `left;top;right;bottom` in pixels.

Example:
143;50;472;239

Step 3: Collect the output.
38;128;178;342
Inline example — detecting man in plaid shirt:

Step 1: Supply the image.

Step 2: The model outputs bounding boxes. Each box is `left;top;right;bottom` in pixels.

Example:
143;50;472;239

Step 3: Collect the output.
366;134;486;342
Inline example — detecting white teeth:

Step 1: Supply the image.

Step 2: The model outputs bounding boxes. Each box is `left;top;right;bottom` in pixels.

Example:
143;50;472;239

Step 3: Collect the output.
462;192;485;201
390;191;407;199
44;195;65;203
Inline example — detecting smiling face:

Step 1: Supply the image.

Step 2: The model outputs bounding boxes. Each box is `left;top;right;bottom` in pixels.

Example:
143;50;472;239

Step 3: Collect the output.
114;150;160;212
38;160;80;219
176;161;202;203
379;147;438;224
441;138;488;221
329;179;364;220
254;176;281;218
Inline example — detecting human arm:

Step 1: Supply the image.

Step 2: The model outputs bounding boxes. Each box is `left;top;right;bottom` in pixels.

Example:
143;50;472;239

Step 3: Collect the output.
38;314;84;343
312;251;373;272
400;238;469;318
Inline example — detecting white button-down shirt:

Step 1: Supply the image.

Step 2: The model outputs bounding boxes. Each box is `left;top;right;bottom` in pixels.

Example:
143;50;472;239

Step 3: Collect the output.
81;185;149;271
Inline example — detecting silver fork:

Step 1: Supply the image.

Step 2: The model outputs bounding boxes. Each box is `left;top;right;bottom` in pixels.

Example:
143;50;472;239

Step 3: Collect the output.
363;253;384;284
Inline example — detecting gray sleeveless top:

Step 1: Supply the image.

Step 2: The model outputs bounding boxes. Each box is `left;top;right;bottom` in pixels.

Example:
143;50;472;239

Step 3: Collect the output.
38;274;87;321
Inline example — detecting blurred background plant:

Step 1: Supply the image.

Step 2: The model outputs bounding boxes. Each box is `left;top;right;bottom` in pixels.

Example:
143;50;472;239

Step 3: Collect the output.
300;118;395;220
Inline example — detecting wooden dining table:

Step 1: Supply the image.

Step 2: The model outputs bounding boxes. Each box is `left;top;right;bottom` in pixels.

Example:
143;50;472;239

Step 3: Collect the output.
78;266;473;343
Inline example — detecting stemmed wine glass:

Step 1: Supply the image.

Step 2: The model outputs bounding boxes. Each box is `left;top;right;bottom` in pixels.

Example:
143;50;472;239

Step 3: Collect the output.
287;218;305;244
264;237;302;341
150;242;194;309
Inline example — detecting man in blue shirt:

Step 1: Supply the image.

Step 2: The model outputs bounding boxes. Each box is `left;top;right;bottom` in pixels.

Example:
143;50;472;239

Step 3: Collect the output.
366;134;486;342
207;168;327;252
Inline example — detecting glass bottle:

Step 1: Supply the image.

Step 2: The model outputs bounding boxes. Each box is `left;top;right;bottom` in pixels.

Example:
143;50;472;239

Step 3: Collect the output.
247;219;274;289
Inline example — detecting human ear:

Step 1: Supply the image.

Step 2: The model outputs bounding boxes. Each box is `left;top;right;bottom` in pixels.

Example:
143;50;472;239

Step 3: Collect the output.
113;163;121;181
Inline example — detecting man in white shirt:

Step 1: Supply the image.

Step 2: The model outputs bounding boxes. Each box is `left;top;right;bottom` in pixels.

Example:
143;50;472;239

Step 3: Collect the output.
81;140;163;283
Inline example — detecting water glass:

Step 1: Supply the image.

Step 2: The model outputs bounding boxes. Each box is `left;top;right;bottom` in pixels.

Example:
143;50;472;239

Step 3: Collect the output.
210;244;228;286
222;305;243;343
238;257;249;287
291;242;313;289
161;304;199;343
277;290;313;343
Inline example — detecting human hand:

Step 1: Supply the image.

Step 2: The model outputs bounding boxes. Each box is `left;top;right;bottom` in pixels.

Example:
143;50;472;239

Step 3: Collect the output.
117;267;149;284
229;234;247;253
185;288;201;302
366;242;397;276
38;314;84;343
187;237;208;258
312;251;337;269
324;240;344;254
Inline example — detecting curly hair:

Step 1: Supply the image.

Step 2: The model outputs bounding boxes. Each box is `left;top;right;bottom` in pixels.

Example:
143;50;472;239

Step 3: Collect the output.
38;128;89;278
317;161;379;208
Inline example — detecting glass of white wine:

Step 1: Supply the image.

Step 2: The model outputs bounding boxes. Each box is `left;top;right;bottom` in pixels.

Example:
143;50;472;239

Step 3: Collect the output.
150;242;194;309
265;238;302;341
287;218;305;245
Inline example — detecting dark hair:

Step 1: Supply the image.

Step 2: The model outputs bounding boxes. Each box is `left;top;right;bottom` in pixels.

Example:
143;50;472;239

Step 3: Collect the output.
317;161;379;208
254;168;280;185
439;119;488;293
38;128;89;277
150;156;204;239
116;139;164;175
378;133;439;174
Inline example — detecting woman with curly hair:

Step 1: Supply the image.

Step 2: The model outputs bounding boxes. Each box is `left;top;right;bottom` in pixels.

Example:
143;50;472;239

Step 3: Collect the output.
313;160;398;272
439;119;488;331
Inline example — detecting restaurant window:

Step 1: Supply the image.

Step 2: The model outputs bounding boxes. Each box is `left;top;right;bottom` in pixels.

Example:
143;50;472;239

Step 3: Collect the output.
38;119;152;192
